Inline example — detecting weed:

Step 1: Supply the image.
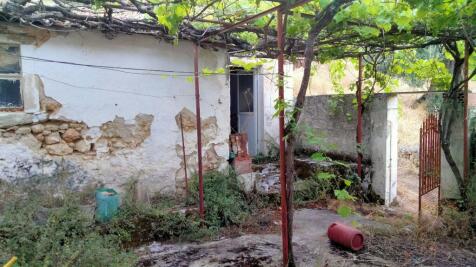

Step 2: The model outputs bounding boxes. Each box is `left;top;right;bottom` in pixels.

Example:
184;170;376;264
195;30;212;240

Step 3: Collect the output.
188;169;250;228
0;193;136;266
103;198;210;246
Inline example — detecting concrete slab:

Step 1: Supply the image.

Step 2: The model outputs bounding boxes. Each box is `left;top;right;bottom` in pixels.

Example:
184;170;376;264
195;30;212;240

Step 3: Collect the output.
137;209;387;267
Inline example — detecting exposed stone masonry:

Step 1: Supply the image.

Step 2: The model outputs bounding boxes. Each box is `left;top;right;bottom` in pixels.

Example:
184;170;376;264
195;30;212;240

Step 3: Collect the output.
0;113;154;157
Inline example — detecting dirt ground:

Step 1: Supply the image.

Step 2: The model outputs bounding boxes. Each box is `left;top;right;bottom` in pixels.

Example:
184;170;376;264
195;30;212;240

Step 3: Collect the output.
396;153;440;215
396;153;420;213
395;94;440;216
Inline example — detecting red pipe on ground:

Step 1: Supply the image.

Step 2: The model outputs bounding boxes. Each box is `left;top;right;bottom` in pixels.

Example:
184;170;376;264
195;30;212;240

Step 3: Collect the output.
277;10;289;266
194;44;205;220
327;222;364;251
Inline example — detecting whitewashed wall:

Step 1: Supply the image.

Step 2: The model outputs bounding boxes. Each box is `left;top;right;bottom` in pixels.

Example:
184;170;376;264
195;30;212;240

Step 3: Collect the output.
259;60;294;155
8;31;230;195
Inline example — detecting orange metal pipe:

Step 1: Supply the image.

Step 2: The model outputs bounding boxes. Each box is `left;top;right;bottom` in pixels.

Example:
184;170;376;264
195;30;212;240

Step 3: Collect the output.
179;114;189;199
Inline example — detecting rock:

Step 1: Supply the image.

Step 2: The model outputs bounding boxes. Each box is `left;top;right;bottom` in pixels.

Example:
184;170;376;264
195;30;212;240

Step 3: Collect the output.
256;163;280;194
42;130;51;136
40;96;62;113
45;143;73;156
31;124;44;134
2;132;15;138
16;127;31;135
69;122;83;129
35;134;45;142
95;138;110;154
6;126;18;132
67;142;75;148
44;124;59;132
18;134;42;151
111;140;127;149
62;128;81;143
74;140;90;153
59;123;69;130
237;172;258;193
0;113;33;129
44;132;61;145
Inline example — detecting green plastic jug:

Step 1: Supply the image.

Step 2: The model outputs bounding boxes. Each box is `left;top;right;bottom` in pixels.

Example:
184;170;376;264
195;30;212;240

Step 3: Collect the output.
95;188;120;223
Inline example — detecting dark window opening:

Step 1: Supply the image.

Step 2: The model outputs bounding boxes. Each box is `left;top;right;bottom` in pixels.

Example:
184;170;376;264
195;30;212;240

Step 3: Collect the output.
0;80;22;108
0;44;22;111
0;45;21;74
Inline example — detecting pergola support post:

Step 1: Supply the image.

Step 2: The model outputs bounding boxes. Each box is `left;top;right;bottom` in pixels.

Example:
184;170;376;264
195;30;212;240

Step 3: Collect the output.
277;9;289;266
357;55;363;179
464;40;469;182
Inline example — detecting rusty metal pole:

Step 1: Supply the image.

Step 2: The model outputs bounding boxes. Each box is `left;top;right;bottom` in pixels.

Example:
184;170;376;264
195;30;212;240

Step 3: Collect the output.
464;40;469;183
419;125;423;219
357;55;363;179
277;9;289;266
179;114;189;200
194;43;205;220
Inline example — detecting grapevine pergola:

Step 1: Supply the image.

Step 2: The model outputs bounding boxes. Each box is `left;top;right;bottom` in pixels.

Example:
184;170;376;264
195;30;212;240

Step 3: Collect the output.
2;0;475;266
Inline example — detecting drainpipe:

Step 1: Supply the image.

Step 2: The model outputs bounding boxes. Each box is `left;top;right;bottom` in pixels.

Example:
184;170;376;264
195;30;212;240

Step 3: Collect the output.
194;43;205;220
277;9;289;266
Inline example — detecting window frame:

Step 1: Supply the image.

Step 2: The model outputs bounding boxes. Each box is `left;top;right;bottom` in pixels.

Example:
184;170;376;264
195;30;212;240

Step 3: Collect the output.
0;43;23;112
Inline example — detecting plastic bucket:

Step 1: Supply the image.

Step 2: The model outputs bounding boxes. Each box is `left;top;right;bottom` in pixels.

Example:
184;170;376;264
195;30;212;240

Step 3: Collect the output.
327;222;364;251
95;188;120;223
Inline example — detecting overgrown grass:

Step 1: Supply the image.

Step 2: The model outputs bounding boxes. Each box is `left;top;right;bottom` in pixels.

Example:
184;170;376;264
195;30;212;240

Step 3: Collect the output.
188;168;251;229
0;192;136;266
0;169;255;266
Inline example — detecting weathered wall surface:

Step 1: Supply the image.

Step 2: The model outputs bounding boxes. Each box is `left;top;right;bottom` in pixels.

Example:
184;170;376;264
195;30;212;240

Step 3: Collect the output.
298;94;399;204
259;61;294;155
0;30;230;196
440;100;464;199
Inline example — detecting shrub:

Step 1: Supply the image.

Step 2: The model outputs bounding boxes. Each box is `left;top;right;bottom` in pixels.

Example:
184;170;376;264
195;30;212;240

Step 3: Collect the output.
103;199;208;245
188;169;250;228
0;195;136;267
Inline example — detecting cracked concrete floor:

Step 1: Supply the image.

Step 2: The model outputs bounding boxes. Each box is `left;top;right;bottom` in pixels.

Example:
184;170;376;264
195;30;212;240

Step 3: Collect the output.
137;209;390;267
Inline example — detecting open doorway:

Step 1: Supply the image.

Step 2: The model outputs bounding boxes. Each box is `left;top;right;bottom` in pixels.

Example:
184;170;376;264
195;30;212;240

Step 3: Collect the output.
396;93;438;214
230;69;258;156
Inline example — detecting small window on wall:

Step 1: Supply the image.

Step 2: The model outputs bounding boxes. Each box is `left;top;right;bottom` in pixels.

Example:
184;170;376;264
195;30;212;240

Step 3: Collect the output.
0;44;22;111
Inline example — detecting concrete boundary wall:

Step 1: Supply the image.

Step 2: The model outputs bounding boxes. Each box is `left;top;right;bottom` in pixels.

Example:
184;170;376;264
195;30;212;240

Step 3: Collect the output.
299;94;398;205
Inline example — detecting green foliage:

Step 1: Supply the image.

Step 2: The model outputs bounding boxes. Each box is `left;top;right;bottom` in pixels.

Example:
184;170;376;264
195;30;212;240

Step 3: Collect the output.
336;205;352;217
0;194;136;267
154;3;190;35
390;49;451;90
189;169;250;228
104;199;208;245
230;58;268;71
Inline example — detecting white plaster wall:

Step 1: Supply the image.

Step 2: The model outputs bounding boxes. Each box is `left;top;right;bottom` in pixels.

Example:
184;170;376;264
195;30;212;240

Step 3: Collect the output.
19;31;230;194
300;94;398;205
368;94;398;205
260;60;294;154
386;96;399;205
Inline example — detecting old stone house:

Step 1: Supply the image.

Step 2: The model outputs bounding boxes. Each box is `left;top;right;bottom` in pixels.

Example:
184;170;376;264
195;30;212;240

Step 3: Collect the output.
0;15;299;197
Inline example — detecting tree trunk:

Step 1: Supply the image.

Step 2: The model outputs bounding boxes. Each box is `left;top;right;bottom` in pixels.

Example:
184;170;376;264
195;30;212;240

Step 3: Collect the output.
283;1;353;265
